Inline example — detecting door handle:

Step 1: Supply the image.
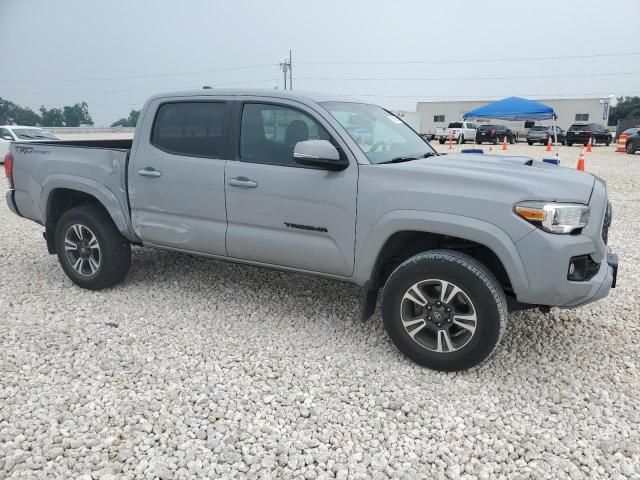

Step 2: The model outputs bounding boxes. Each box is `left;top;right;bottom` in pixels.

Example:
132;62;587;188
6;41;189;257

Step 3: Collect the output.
138;167;162;178
228;177;258;188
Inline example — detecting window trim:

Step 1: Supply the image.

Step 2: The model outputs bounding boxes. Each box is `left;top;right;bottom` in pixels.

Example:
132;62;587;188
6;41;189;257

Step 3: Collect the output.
433;114;445;123
575;113;590;122
150;100;230;159
236;100;348;169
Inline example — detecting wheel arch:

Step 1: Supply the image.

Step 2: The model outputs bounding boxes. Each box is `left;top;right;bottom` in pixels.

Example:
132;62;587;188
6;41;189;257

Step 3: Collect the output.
41;176;137;252
355;211;530;317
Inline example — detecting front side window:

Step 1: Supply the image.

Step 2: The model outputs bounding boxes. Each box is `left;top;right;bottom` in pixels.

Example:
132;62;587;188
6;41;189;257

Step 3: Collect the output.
240;103;330;166
152;102;227;158
322;102;435;164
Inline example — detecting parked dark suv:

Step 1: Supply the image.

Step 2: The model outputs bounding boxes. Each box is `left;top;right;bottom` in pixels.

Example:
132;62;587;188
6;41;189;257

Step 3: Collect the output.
526;125;566;145
565;123;612;146
475;124;515;144
626;131;640;154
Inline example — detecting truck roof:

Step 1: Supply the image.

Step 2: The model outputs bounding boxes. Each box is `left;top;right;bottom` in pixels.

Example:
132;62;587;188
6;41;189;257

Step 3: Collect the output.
146;88;363;105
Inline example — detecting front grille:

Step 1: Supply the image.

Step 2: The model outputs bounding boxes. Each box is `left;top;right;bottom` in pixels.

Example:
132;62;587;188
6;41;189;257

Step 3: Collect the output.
602;202;612;244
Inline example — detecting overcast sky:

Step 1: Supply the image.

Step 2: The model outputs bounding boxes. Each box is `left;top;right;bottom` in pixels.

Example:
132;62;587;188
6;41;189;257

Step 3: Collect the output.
1;0;639;125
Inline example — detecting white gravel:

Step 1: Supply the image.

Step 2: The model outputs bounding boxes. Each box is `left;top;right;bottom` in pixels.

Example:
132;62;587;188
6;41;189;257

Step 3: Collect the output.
1;144;639;479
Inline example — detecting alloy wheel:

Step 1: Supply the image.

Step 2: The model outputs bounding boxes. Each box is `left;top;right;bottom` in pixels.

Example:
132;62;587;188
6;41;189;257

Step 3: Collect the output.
64;224;101;276
400;279;477;353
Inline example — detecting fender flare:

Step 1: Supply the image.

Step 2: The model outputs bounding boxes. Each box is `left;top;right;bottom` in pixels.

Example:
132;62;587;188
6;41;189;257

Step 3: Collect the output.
40;174;137;241
354;209;530;295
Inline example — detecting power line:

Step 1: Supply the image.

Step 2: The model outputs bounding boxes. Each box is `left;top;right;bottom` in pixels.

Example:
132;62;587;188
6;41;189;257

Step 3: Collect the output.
2;78;282;95
297;52;640;65
2;64;277;83
296;72;640;82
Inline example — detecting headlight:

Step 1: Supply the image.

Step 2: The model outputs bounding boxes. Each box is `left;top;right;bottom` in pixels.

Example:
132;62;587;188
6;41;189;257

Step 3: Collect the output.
515;201;590;234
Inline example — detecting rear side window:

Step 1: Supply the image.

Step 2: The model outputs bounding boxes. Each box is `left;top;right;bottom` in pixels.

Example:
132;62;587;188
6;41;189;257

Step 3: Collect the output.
151;102;227;158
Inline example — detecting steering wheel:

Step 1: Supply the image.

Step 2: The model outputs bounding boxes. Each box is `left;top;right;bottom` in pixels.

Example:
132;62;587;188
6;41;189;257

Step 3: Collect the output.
369;141;386;152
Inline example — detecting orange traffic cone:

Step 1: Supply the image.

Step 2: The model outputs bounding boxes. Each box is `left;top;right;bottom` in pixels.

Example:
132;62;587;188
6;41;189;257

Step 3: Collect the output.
577;146;585;171
448;132;453;150
502;136;508;150
546;136;552;152
586;137;592;153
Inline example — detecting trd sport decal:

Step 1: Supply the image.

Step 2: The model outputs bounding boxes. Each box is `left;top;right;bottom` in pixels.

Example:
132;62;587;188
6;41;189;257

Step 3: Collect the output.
284;222;328;233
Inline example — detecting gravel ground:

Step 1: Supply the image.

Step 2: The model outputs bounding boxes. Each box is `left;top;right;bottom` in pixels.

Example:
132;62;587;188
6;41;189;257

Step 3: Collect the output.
1;143;639;479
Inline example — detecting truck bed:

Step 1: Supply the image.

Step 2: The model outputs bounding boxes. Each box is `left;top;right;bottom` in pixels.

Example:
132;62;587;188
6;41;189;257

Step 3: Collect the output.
8;140;133;239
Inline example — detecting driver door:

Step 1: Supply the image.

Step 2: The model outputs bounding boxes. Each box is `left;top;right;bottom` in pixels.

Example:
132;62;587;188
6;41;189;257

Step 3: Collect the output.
224;100;358;277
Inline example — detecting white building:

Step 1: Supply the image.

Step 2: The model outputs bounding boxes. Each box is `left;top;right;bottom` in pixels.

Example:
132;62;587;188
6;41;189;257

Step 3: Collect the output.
416;97;612;135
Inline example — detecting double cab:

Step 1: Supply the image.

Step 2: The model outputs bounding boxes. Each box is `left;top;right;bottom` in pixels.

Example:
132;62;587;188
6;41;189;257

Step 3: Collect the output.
4;89;618;371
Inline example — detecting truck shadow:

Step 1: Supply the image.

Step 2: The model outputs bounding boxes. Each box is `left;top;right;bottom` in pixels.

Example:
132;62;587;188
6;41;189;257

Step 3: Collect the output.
125;246;598;370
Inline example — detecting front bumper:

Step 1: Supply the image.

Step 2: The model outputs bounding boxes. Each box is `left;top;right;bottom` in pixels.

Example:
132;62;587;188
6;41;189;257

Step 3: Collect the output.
513;179;617;308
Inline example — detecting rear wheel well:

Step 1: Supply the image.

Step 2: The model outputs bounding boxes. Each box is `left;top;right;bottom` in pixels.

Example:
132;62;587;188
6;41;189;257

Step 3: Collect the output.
370;231;513;294
45;189;109;253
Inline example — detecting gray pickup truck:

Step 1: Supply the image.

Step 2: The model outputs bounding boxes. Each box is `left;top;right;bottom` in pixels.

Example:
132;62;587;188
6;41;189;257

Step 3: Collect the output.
4;89;618;371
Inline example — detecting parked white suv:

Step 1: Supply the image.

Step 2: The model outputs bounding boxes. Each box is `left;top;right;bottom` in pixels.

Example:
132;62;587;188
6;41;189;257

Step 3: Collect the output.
435;121;477;144
0;126;59;162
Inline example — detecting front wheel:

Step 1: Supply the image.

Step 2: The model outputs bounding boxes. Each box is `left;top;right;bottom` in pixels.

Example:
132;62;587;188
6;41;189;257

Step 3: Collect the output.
439;138;445;144
606;137;611;146
627;141;636;154
381;250;507;371
55;205;131;290
459;135;465;144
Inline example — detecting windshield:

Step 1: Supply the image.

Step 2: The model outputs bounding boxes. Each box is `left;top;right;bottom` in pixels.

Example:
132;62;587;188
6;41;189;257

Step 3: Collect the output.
12;128;58;140
321;102;435;164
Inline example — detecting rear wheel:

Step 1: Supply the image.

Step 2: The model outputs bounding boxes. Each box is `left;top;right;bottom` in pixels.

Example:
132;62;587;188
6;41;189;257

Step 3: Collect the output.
381;250;507;371
55;205;131;290
527;140;533;146
566;141;573;146
439;138;445;144
606;136;611;146
627;141;636;154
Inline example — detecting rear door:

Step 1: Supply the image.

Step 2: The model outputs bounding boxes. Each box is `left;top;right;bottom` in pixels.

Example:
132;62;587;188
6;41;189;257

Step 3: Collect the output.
224;99;358;277
129;98;230;255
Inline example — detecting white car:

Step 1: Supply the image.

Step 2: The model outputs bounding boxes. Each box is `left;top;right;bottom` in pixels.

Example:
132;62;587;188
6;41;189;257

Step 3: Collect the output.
435;121;477;144
0;125;59;162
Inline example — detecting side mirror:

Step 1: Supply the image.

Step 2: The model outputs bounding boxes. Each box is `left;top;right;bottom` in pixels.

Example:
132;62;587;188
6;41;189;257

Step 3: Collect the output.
1;134;13;141
293;140;348;171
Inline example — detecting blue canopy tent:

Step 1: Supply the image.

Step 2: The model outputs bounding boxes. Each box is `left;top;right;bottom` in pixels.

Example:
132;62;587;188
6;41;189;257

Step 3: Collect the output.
463;96;559;150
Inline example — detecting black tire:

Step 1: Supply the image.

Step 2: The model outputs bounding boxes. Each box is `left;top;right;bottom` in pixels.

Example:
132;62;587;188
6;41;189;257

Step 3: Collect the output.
509;135;515;144
439;138;445;144
492;137;498;145
381;250;507;371
460;135;465;144
476;140;482;145
527;140;533;146
566;142;573;147
627;141;636;154
606;137;611;147
55;205;131;290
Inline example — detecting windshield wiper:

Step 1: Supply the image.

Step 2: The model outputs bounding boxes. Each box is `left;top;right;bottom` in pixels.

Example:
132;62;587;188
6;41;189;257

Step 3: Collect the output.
378;152;438;165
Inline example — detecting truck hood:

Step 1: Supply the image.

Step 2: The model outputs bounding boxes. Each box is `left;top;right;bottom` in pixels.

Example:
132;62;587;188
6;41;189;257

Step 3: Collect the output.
385;153;595;203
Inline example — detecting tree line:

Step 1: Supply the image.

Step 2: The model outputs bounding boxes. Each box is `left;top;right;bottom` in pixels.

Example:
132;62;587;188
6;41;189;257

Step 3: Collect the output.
607;96;640;126
0;97;140;128
0;97;94;127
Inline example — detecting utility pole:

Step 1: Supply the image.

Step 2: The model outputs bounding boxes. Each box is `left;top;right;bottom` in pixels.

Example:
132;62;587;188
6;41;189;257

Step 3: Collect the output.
279;51;293;90
289;49;293;90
